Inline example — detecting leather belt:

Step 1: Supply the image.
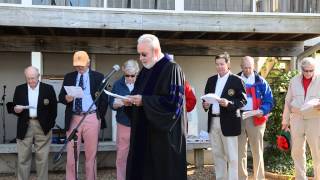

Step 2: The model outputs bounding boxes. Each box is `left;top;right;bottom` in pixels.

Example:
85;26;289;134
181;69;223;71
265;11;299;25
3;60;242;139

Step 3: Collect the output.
240;110;251;113
211;114;220;117
73;110;96;116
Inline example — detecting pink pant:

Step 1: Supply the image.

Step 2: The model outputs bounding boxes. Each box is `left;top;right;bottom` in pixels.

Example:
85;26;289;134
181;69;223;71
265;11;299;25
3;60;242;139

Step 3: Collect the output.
66;113;100;180
116;123;131;180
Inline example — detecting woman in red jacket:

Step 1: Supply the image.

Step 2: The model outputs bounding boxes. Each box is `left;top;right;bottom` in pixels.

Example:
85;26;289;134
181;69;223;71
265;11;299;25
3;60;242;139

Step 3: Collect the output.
185;81;196;113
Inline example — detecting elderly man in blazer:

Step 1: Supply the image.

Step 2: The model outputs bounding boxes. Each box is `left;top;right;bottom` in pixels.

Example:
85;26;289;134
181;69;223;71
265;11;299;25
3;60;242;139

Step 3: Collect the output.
59;51;108;180
13;66;57;180
203;52;247;180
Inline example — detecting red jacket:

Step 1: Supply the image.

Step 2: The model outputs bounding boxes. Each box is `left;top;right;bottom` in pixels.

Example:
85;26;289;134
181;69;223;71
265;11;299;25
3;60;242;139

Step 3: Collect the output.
185;81;196;112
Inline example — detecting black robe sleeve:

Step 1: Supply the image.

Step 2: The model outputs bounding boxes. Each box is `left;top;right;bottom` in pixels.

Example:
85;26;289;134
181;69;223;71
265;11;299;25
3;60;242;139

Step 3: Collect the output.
142;63;185;131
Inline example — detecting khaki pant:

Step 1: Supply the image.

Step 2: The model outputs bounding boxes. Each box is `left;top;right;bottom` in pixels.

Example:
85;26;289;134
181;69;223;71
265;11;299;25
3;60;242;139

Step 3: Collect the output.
17;119;52;180
210;117;238;180
290;118;320;180
238;117;266;180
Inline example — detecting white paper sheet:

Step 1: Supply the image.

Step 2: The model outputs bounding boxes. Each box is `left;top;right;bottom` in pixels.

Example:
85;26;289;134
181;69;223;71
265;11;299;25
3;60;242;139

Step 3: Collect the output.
300;98;320;113
64;86;84;98
15;105;36;109
200;93;221;104
104;90;130;100
242;110;263;120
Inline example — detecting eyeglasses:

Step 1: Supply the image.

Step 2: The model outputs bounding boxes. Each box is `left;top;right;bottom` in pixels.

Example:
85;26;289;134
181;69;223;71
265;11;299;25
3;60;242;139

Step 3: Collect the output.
140;53;147;57
303;69;314;73
125;75;136;78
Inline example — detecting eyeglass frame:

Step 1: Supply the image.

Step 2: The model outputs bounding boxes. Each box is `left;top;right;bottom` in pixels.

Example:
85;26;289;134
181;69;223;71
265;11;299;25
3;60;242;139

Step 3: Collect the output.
125;74;136;78
302;69;314;73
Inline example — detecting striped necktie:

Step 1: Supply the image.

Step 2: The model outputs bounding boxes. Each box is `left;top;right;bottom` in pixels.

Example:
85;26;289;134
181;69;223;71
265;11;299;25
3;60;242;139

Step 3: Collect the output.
75;74;83;113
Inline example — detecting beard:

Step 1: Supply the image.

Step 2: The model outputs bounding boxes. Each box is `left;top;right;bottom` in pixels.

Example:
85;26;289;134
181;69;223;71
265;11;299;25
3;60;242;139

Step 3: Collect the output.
142;58;157;69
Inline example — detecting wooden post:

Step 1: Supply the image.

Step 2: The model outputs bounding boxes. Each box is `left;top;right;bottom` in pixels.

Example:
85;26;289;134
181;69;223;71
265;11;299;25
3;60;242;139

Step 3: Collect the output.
175;0;184;11
90;54;96;70
194;149;204;168
291;56;297;71
21;0;32;5
252;0;257;12
31;52;43;80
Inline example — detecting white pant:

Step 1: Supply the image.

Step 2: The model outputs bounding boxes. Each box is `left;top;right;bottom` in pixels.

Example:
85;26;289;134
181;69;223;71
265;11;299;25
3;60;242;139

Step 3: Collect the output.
290;118;320;180
210;117;238;180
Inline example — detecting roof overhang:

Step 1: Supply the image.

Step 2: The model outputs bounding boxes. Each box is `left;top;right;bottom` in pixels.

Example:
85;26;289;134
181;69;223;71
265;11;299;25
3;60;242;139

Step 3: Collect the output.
1;4;320;34
0;4;319;56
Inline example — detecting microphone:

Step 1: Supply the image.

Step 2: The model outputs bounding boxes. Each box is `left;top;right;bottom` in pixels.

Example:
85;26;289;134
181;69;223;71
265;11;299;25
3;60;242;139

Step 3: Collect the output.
102;65;120;83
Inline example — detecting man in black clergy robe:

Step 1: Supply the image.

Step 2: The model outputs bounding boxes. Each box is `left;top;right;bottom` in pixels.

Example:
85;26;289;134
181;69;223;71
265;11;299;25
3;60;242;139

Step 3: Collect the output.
123;34;187;180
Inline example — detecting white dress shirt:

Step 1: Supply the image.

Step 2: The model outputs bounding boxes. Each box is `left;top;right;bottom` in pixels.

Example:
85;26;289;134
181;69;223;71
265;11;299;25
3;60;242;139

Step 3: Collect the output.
126;83;134;92
28;82;39;117
212;71;230;114
240;72;255;111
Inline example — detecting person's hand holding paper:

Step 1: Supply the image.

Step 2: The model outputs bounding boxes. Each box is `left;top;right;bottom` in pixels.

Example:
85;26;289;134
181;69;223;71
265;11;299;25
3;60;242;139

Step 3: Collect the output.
64;86;84;98
113;98;124;108
314;99;320;110
201;93;221;110
242;109;263;120
104;89;130;100
14;105;36;114
300;98;320;113
201;93;221;104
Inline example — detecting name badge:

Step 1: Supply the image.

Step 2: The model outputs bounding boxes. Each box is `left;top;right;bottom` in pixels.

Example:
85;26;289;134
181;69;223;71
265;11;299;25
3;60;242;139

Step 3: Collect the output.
228;89;235;96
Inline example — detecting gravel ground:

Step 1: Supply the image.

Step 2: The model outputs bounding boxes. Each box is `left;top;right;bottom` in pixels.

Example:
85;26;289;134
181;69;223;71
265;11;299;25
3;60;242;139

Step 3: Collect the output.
0;165;214;180
0;165;287;180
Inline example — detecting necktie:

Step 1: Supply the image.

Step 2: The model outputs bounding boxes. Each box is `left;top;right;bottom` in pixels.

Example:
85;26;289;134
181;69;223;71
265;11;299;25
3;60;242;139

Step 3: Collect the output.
75;75;83;113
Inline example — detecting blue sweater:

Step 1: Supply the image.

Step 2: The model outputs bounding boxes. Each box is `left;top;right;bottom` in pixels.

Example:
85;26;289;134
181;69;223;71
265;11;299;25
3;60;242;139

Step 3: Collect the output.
109;76;131;127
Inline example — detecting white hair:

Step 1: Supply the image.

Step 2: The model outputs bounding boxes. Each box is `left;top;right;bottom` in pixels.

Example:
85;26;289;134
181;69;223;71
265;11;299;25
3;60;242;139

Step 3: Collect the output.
24;66;40;77
137;34;161;51
122;59;139;74
242;56;255;66
300;57;317;69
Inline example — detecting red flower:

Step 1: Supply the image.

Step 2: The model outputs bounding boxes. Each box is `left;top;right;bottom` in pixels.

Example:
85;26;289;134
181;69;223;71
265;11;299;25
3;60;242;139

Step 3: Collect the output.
277;135;289;151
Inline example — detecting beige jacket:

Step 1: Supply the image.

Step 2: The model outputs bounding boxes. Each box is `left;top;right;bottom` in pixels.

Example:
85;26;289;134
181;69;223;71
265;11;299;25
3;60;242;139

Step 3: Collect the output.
282;74;320;125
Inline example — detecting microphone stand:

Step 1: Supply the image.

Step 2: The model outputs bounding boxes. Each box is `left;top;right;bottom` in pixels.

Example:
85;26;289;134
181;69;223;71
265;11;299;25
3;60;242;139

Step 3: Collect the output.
73;132;78;180
1;85;6;144
53;77;112;180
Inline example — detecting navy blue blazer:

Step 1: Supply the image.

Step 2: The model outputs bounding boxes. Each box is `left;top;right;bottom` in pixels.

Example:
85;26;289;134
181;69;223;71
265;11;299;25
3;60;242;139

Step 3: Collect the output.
13;82;57;140
204;73;247;136
59;70;108;131
109;76;131;127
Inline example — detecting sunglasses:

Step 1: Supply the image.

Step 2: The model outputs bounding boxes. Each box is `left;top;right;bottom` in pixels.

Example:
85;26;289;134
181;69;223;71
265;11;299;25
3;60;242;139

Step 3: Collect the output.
303;69;314;73
125;75;136;78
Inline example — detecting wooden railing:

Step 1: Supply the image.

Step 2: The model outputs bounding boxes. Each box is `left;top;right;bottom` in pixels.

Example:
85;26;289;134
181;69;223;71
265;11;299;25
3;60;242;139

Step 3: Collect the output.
0;0;319;13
